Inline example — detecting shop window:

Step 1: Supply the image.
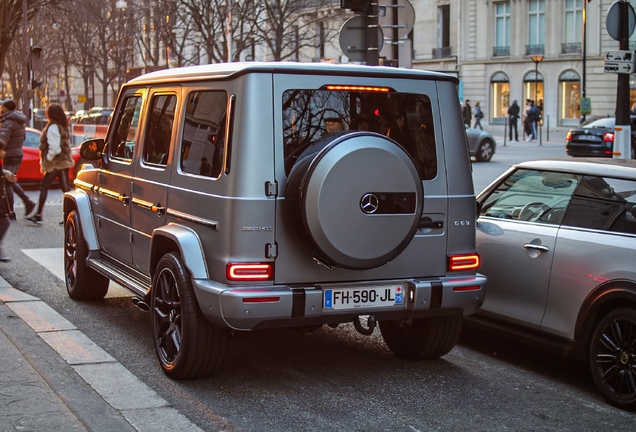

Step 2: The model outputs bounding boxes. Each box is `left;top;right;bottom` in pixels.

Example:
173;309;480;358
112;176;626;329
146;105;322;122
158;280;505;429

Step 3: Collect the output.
490;72;510;124
524;71;544;107
559;70;580;125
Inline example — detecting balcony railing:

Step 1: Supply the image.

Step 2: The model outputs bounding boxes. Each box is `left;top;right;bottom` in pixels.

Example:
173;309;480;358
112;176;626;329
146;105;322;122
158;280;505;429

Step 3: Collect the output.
561;43;581;54
526;44;545;55
493;46;510;57
432;47;452;59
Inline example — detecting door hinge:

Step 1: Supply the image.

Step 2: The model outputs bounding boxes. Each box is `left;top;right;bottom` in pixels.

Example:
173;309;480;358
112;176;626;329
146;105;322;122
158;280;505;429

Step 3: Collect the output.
265;243;278;258
265;181;278;197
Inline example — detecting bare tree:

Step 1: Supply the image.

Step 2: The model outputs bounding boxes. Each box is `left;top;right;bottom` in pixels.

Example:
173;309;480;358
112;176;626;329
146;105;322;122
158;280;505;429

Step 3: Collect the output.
258;0;338;61
179;0;261;63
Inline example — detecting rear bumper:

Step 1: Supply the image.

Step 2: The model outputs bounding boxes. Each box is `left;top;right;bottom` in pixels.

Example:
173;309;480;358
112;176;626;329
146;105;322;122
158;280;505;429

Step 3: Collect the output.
192;275;487;331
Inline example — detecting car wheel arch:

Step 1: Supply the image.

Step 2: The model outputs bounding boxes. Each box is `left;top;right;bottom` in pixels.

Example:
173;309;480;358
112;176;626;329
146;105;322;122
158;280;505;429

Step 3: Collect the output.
63;190;100;251
574;281;636;352
150;225;209;280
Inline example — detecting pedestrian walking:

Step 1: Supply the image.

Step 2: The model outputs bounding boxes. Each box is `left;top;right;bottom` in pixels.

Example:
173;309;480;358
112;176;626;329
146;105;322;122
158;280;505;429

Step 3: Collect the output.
0;99;37;217
0;148;17;261
462;99;472;128
528;100;540;141
26;104;74;225
507;99;520;141
473;101;484;130
523;99;533;141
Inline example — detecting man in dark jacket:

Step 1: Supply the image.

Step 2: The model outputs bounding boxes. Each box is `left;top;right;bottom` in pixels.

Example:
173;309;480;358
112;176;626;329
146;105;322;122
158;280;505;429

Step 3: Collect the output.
507;100;520;141
462;100;472;128
0;100;36;216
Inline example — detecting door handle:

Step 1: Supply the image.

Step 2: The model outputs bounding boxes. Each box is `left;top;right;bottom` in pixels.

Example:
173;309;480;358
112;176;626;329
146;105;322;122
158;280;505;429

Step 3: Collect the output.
523;243;549;253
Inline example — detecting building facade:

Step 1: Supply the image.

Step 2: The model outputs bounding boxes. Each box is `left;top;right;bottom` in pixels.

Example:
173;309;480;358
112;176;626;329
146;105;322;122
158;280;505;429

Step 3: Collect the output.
410;0;636;132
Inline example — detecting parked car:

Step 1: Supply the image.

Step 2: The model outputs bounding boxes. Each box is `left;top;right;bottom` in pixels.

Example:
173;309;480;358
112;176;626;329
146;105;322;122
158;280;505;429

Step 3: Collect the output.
77;107;113;125
466;126;496;162
70;110;86;123
474;158;636;410
565;116;636;158
64;62;486;380
17;127;82;183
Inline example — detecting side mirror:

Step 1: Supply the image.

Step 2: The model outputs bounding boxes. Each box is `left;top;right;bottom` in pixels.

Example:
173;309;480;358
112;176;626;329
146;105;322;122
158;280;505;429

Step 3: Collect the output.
79;138;105;160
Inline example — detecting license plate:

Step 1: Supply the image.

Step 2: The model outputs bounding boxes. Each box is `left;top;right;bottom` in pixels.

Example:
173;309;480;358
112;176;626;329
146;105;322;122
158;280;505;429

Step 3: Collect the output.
323;285;404;310
576;135;598;141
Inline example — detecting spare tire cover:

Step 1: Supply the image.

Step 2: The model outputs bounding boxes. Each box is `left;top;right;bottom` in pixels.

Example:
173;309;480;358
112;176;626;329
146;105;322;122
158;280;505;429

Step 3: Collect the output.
285;131;423;270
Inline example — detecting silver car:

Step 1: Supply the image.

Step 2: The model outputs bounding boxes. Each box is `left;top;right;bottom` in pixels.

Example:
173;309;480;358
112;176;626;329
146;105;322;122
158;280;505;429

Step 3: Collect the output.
466;126;496;162
64;62;486;379
474;158;636;410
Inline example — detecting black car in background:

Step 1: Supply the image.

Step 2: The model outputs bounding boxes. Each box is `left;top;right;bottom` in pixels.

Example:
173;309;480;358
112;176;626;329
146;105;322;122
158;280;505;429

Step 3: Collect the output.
566;116;636;158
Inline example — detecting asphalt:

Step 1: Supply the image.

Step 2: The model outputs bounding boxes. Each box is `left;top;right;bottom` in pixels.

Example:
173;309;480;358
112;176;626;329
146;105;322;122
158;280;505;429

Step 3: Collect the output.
0;126;569;432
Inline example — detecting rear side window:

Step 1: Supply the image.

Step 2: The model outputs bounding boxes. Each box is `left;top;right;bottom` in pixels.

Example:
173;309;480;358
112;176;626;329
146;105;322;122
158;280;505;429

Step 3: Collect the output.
282;89;437;179
180;90;228;178
562;176;636;234
143;94;177;166
111;96;143;160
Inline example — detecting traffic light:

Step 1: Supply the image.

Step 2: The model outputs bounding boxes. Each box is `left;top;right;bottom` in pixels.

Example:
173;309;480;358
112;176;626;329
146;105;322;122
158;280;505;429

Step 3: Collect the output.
30;46;42;72
341;0;370;13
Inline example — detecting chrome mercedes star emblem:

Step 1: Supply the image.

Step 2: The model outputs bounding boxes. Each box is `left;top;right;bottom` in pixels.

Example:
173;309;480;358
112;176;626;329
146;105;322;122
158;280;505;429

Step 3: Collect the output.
360;193;380;214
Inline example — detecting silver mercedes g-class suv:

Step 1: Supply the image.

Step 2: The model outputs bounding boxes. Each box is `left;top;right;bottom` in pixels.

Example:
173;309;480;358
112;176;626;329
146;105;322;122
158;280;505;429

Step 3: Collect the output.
64;62;486;379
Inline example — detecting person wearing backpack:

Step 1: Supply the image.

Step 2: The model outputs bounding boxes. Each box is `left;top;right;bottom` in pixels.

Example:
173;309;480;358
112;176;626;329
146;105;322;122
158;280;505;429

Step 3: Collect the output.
473;101;484;130
528;100;540;141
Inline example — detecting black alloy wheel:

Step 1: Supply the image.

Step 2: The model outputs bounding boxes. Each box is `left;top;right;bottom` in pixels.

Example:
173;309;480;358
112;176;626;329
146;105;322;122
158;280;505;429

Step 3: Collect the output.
151;252;230;379
589;308;636;410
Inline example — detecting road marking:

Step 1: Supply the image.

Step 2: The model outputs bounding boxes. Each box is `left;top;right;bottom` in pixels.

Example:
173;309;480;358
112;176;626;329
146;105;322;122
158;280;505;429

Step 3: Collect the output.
22;248;133;298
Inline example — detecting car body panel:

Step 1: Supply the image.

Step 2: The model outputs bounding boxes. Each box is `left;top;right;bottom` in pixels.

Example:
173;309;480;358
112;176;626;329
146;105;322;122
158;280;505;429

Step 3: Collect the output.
465;127;496;161
476;157;636;343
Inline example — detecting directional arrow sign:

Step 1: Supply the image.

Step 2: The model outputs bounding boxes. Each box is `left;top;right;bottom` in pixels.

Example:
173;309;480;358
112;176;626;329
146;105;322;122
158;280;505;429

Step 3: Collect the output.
604;50;635;74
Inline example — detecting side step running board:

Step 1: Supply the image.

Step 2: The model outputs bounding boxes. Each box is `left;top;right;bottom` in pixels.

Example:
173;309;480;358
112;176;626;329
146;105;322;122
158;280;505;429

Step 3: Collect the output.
87;258;151;298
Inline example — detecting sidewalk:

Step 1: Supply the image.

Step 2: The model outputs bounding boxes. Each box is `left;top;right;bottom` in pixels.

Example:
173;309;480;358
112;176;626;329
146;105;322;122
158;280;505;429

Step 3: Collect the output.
0;276;202;432
487;128;567;148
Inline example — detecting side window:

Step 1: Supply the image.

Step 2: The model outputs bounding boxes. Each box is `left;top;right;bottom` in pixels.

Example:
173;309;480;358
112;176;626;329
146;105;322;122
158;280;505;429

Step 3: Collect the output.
143;94;177;166
480;169;578;224
180;90;228;178
111;96;143;160
562;176;636;234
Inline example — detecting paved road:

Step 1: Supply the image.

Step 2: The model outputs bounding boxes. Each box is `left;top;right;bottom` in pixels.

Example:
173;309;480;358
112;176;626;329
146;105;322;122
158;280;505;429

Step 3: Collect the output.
4;141;636;431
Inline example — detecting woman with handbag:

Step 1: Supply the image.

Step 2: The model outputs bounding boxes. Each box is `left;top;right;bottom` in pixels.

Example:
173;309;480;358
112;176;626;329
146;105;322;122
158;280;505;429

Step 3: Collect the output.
26;104;74;225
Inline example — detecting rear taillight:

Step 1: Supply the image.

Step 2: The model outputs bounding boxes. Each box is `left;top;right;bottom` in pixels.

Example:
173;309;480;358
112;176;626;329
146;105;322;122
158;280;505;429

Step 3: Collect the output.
448;254;480;271
226;263;273;281
565;131;572;142
603;132;614;143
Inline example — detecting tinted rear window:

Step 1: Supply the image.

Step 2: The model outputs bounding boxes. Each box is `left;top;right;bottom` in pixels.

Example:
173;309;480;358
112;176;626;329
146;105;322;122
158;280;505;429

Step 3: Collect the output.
282;89;437;180
582;118;614;128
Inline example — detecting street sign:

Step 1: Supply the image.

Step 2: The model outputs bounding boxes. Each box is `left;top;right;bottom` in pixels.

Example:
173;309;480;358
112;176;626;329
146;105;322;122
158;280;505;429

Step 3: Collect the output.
606;1;636;41
378;0;415;39
339;16;384;63
604;50;635;74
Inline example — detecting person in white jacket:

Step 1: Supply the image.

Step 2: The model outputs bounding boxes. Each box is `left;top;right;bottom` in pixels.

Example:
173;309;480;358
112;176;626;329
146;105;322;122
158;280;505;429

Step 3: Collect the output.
26;104;74;225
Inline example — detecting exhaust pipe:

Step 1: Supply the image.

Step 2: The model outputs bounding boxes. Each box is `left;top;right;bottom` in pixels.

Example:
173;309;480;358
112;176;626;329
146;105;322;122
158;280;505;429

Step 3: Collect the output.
131;296;150;312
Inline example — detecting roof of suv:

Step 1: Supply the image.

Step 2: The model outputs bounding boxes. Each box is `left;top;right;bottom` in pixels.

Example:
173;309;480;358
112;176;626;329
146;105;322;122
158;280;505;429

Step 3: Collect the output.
515;158;636;179
127;62;459;85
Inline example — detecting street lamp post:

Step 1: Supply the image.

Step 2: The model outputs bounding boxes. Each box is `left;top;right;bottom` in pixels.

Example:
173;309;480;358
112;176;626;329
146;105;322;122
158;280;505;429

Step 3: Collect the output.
531;55;544;145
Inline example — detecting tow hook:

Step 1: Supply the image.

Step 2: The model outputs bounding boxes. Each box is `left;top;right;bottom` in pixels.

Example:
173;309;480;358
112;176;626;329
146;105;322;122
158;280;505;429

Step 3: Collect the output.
353;315;376;336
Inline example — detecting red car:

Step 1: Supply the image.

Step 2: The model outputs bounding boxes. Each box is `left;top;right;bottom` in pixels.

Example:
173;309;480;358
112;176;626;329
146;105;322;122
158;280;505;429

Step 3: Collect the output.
16;127;82;183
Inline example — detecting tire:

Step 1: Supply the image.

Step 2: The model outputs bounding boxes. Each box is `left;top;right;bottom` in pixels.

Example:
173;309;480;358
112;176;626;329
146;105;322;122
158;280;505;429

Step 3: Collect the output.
64;210;109;300
379;315;463;360
151;252;230;379
285;131;423;270
475;139;494;162
589;308;636;410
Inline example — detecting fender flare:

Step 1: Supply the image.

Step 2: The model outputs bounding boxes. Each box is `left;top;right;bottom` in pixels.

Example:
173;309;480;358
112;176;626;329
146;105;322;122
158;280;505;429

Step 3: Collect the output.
150;224;209;280
574;279;636;345
63;189;100;251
